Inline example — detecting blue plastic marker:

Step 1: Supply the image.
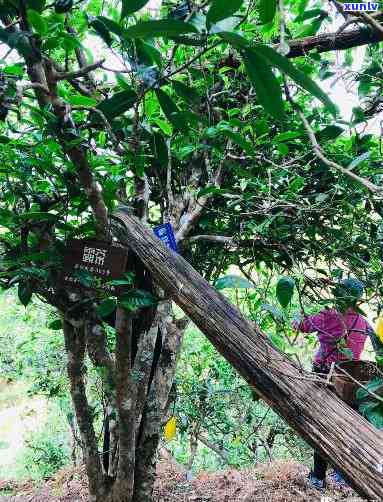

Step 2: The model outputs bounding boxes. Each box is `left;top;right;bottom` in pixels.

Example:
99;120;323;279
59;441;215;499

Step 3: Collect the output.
153;223;178;252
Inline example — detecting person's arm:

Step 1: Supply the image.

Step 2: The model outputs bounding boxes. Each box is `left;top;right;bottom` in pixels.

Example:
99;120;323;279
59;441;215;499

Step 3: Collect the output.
292;311;325;334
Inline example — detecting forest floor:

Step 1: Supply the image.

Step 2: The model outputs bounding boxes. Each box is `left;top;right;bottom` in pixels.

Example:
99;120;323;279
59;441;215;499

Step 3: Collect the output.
0;458;364;502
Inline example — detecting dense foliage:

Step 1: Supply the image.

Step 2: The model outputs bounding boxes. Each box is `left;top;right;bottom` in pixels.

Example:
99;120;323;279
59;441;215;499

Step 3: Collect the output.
0;0;382;500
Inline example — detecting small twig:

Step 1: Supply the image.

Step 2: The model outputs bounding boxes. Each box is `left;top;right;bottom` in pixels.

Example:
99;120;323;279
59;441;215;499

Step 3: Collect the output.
166;138;174;216
334;364;383;404
56;59;105;81
327;362;336;386
297;108;382;194
72;105;123;152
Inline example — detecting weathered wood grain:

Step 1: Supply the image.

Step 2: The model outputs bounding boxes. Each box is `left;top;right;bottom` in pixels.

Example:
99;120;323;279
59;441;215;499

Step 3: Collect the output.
112;210;383;499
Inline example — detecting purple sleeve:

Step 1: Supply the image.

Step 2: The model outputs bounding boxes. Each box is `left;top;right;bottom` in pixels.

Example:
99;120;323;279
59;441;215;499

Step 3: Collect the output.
293;312;326;334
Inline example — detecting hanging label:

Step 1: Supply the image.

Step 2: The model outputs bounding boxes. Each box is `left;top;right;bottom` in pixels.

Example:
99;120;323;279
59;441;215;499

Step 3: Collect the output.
153;223;178;252
60;239;128;293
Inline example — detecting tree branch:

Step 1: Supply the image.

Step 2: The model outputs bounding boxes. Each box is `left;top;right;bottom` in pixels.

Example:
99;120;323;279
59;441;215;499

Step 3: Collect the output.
56;59;105;81
285;25;383;58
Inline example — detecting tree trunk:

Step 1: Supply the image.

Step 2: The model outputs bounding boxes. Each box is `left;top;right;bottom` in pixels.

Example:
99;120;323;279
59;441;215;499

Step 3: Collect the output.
112;210;383;500
63;320;107;501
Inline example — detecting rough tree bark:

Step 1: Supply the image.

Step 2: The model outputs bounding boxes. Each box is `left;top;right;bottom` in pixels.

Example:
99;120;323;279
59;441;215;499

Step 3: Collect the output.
63;320;107;501
112;209;383;501
286;25;383;58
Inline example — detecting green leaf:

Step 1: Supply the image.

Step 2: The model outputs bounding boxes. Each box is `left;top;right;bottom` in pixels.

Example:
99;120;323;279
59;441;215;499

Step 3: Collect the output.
270;332;286;351
73;269;95;288
243;49;285;120
206;0;244;28
364;404;383;430
89;17;113;46
152;132;168;168
252;45;338;116
261;303;285;322
109;279;133;286
340;348;354;360
215;275;255;290
27;0;46;12
317;125;344;142
211;126;253;155
120;289;158;311
172;80;200;105
219;31;249;49
277;143;289;156
356;377;383;402
136;40;162;67
121;0;150;19
155;89;187;132
275;131;302;142
297;17;325;38
124;20;198;39
359;399;379;417
294;8;326;22
18;281;33;307
96;89;137;120
96;16;126;38
259;0;277;24
3;64;24;76
298;0;310;16
68;95;98;107
276;276;295;308
27;9;48;36
48;319;62;330
347;151;370;170
97;298;117;318
18;211;58;222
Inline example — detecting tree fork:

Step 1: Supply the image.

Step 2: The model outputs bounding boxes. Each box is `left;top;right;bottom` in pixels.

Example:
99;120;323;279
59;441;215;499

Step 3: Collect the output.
112;210;383;500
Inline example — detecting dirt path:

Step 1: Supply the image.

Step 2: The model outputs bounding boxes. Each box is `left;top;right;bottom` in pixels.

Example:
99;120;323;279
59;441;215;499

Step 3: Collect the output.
0;459;361;502
0;380;48;480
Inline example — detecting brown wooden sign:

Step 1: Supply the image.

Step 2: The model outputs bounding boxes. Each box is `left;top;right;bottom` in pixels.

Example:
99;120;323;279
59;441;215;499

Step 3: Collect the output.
61;239;128;294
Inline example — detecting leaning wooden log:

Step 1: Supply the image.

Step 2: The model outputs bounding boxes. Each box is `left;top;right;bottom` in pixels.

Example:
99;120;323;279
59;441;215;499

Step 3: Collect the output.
112;209;383;499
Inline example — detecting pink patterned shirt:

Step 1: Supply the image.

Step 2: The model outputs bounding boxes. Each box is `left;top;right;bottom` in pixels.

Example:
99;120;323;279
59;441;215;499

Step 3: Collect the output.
292;308;370;368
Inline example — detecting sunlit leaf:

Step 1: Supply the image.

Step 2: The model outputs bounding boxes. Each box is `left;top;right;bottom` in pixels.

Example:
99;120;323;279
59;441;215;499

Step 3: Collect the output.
67;95;98;107
215;275;255;290
27;9;48;36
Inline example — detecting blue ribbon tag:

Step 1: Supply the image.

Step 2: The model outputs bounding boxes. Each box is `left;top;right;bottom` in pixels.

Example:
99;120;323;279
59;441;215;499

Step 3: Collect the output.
153;223;178;252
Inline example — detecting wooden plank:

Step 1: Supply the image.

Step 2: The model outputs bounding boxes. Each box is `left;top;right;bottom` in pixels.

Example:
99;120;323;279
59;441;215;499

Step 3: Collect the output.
112;209;383;499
